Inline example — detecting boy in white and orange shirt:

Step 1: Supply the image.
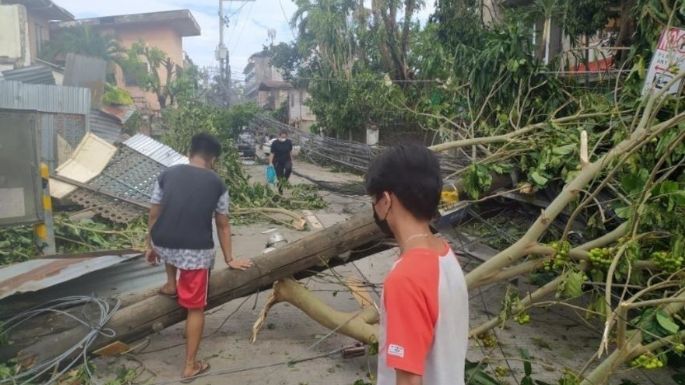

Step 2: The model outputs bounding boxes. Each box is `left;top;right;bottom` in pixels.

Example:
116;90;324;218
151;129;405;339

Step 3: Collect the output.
366;144;469;385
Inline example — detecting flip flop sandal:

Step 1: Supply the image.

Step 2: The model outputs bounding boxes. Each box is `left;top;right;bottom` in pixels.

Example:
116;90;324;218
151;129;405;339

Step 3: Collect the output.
157;289;178;299
180;362;210;383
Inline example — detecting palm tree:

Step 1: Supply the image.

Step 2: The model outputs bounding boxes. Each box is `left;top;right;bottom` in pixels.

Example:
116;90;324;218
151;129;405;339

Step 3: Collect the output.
40;25;122;64
291;0;359;78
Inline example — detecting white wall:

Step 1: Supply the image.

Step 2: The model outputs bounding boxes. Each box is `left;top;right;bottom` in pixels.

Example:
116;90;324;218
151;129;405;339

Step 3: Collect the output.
288;89;316;127
0;5;31;67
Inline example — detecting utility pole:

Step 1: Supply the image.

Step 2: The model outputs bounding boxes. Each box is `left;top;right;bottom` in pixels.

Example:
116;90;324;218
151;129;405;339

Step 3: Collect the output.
216;0;255;107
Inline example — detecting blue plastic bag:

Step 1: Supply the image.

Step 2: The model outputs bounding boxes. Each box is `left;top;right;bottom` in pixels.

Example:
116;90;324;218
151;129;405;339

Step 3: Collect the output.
266;165;276;184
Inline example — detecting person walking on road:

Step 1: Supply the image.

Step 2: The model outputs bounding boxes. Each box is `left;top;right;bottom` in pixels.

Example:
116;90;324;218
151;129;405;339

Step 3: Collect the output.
269;129;293;194
145;133;253;382
366;143;469;385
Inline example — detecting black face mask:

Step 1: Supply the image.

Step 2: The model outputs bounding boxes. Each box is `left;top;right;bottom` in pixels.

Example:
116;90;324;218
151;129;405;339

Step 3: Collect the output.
373;204;394;238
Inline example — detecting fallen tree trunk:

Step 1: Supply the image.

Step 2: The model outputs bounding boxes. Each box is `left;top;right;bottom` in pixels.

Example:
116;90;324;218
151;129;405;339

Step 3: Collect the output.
251;278;380;344
16;213;386;365
14;160;515;366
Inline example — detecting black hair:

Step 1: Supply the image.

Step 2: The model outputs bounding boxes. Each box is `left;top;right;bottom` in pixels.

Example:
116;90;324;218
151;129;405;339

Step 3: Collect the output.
190;133;222;160
365;143;442;220
279;129;288;136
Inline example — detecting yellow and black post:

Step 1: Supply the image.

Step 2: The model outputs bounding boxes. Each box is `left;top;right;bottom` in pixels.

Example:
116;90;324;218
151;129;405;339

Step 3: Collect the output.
34;162;56;255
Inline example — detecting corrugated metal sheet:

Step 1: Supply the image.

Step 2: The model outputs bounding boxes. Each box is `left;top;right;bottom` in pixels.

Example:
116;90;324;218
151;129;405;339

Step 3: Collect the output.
89;109;125;144
0;80;90;115
64;53;106;107
0;252;139;300
124;134;188;167
1;65;55;85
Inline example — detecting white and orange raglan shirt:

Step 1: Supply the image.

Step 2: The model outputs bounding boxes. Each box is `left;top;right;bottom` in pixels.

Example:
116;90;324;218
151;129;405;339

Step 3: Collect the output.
377;243;469;385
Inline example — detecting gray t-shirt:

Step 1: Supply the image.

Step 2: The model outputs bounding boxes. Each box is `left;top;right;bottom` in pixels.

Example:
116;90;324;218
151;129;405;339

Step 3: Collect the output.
150;177;228;270
150;164;228;250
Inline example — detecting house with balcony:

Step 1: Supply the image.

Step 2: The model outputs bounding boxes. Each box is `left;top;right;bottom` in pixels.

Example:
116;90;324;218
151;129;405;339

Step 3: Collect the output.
243;52;292;110
243;51;317;130
53;10;201;111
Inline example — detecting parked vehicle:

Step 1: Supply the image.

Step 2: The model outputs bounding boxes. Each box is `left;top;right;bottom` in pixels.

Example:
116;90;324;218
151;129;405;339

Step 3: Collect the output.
236;132;256;159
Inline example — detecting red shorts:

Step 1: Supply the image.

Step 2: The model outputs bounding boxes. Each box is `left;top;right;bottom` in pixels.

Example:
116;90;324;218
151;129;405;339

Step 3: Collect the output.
177;269;209;309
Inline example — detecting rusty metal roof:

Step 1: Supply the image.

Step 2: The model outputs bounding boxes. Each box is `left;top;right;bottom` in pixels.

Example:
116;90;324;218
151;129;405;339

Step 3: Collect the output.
100;105;136;124
0;252;139;300
89;109;126;144
124;134;188;167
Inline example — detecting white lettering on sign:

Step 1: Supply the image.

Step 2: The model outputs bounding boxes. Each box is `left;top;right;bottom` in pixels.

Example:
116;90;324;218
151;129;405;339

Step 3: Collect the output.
643;27;685;96
0;188;26;219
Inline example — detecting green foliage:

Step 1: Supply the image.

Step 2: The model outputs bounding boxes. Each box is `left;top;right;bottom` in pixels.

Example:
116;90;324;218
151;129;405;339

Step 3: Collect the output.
464;360;503;385
632;352;665;369
0;216;146;266
559;0;614;41
162;100;218;154
544;241;571;271
272;101;289;123
557;270;587;299
162;101;325;216
105;366;139;385
118;41;201;108
102;83;133;106
0;226;34;265
123;111;142;136
462;164;493;200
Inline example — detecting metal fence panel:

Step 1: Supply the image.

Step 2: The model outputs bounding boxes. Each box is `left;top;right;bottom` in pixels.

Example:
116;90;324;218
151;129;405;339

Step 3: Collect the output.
0;80;90;115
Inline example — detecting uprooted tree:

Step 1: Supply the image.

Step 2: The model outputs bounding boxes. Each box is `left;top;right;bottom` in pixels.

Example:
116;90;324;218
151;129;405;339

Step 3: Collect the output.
250;76;685;384
249;1;685;383
7;2;685;384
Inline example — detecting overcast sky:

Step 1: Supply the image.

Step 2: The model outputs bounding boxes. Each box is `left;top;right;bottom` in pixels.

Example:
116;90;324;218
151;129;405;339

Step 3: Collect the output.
54;0;435;81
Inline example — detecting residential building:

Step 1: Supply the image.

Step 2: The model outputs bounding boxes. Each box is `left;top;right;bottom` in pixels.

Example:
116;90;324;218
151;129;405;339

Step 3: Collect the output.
243;51;317;129
243;52;292;110
287;89;316;131
0;0;73;70
54;10;201;111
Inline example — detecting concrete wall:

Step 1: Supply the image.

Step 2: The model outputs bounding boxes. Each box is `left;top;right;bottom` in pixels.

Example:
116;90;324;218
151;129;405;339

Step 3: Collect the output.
0;5;31;67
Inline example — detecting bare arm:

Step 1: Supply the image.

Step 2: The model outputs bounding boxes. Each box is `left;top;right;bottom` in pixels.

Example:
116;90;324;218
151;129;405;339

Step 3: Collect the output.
215;213;233;263
216;213;252;270
396;370;422;385
145;204;162;264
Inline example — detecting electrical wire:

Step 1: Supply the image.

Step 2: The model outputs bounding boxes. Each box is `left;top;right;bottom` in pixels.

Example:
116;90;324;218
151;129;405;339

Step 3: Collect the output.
225;1;249;48
0;296;120;385
278;0;297;40
230;1;256;52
